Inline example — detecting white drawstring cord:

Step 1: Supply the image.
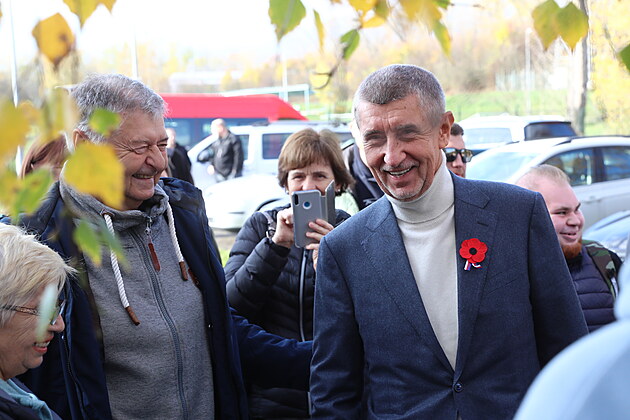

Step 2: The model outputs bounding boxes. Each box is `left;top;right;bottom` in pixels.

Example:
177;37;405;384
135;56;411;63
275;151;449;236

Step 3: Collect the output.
103;212;140;325
165;203;189;281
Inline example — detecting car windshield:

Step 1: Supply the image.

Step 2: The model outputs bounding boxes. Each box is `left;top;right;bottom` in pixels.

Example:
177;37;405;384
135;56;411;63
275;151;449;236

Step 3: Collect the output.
467;150;539;182
524;122;575;140
464;128;513;146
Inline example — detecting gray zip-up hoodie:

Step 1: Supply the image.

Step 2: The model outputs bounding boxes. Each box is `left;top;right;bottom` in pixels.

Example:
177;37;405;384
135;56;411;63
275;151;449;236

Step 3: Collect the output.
59;179;215;420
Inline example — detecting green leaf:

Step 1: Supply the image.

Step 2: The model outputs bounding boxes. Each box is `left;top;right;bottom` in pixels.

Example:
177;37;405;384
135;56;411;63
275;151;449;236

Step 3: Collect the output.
556;2;589;50
340;29;361;60
620;43;630;73
0;100;30;163
532;0;560;49
15;170;53;214
88;108;121;137
435;0;451;8
36;284;58;341
374;0;390;19
73;219;102;265
314;10;325;52
433;20;451;56
268;0;307;41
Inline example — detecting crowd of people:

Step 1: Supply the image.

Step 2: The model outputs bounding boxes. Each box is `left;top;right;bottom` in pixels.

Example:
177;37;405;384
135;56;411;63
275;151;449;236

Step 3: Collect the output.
0;65;625;419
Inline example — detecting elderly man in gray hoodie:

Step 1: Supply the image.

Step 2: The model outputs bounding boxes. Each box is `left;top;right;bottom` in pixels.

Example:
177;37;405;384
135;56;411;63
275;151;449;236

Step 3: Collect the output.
12;74;310;420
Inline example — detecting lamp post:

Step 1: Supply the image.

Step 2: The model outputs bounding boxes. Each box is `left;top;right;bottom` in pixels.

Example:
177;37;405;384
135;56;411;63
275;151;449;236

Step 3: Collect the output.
525;27;533;114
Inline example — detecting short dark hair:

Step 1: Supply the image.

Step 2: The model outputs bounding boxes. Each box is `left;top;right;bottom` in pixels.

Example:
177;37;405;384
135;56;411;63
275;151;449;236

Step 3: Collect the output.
353;64;445;128
450;123;464;136
277;128;354;192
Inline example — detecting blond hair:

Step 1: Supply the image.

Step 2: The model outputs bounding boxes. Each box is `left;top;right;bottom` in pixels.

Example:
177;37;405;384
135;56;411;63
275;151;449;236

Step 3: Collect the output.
515;164;570;191
0;224;74;326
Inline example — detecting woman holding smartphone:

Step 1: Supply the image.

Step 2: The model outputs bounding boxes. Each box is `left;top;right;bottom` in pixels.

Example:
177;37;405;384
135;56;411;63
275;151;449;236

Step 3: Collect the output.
225;128;354;419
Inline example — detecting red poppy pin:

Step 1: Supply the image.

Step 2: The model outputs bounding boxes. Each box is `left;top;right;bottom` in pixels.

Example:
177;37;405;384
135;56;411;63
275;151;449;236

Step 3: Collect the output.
459;238;488;271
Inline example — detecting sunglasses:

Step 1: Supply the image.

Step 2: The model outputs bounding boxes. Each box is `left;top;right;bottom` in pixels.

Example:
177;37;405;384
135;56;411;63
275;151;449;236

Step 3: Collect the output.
444;148;473;163
1;300;66;326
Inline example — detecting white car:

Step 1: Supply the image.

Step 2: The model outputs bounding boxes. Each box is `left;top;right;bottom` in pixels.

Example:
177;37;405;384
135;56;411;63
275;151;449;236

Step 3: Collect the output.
466;136;630;229
459;114;576;154
198;122;352;230
188;121;352;192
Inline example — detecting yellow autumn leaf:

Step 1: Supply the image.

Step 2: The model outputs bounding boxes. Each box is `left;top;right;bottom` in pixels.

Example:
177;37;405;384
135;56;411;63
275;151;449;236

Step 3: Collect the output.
38;88;79;144
32;13;75;68
556;2;588;50
314;10;326;52
0;100;30;163
399;0;422;20
18;102;41;126
362;14;386;28
64;142;124;209
63;0;115;28
349;0;377;13
0;170;20;215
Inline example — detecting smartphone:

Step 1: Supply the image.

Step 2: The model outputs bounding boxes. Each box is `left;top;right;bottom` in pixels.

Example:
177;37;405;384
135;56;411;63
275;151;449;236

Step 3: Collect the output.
291;181;335;248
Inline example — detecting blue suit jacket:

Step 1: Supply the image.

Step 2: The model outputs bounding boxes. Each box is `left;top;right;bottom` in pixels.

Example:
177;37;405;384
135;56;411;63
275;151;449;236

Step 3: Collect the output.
311;175;588;419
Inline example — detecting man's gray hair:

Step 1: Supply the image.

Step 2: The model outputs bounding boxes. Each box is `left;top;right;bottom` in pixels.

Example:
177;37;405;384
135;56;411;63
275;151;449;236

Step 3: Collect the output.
353;64;446;127
71;74;166;144
0;224;75;327
515;164;570;191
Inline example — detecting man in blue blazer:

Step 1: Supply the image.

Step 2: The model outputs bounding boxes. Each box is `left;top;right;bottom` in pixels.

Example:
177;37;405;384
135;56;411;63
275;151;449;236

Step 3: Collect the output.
310;64;588;419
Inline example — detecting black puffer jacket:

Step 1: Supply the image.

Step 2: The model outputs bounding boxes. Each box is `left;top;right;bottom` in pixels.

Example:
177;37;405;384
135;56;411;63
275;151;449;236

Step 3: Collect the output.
225;205;349;418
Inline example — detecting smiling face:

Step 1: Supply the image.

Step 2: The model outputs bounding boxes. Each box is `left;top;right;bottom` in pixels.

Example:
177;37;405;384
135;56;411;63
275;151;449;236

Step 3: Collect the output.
106;110;168;211
286;161;335;194
0;289;64;380
356;95;453;201
536;177;585;248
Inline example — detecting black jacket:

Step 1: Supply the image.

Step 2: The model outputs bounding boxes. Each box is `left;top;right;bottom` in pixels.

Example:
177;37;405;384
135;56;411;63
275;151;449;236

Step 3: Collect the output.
6;179;311;420
212;132;244;178
225;205;349;418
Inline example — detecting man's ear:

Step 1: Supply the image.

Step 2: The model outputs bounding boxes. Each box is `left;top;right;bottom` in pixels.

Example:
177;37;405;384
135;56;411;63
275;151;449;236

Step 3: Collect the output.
72;129;88;149
438;111;455;149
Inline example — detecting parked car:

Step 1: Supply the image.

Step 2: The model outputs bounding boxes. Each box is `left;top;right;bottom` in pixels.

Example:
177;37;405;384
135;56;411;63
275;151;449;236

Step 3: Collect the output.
466;135;630;229
584;210;630;261
197;122;352;230
188;121;352;192
459;114;576;154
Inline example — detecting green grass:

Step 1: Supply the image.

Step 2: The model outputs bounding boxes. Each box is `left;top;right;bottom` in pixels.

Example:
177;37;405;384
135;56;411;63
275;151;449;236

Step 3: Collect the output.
220;248;230;267
446;89;607;134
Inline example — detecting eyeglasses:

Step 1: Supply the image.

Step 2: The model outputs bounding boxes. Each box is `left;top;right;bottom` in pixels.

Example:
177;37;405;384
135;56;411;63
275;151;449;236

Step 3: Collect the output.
1;300;66;326
444;148;473;163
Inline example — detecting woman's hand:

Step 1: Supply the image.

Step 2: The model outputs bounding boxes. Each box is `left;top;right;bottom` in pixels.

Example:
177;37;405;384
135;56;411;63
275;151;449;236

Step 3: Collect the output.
305;218;334;271
271;207;295;249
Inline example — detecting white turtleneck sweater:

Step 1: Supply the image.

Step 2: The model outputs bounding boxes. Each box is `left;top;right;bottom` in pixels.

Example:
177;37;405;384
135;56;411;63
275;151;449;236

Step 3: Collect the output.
386;156;459;369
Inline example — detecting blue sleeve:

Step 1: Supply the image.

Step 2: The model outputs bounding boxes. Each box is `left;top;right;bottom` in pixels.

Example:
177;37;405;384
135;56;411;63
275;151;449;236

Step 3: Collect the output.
231;308;311;391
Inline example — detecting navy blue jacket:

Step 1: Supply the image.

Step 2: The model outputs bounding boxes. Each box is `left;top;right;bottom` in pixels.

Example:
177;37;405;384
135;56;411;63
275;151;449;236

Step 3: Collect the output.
311;175;588;419
8;179;311;420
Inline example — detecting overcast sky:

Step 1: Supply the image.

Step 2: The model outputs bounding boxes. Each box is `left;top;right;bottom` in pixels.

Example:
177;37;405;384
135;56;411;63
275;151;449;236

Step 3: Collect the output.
0;0;362;72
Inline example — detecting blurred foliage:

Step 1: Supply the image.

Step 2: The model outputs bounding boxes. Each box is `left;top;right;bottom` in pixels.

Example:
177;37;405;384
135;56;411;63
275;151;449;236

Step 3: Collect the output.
0;0;124;261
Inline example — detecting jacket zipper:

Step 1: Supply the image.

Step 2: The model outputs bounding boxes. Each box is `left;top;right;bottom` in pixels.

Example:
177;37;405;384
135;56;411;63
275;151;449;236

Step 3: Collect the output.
131;225;189;420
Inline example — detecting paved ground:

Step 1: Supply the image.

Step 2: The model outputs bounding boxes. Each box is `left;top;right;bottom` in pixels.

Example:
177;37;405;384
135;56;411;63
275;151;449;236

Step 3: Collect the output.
212;228;238;253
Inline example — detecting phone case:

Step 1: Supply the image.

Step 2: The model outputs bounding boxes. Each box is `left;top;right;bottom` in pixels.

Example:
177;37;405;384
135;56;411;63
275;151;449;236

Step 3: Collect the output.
291;181;336;248
292;190;325;248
